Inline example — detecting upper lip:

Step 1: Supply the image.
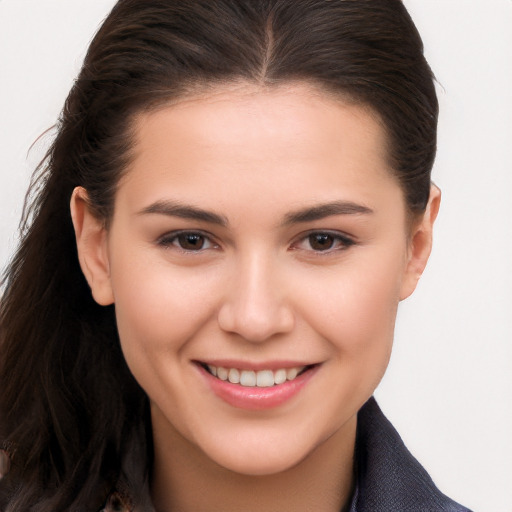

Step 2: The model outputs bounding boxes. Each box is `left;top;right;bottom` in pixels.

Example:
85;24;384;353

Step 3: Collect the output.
195;359;319;371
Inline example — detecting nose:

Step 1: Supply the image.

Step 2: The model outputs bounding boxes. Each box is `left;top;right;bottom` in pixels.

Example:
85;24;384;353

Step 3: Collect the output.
217;252;295;342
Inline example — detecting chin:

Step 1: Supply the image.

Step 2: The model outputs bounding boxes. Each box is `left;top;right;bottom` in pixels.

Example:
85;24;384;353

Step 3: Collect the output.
210;448;307;477
195;426;322;477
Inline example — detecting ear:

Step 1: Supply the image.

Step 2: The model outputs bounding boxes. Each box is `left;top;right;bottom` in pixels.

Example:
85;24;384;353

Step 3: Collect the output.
400;184;441;301
70;187;114;306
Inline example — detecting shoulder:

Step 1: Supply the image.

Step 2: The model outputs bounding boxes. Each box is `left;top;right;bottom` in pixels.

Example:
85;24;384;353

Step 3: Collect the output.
350;397;472;512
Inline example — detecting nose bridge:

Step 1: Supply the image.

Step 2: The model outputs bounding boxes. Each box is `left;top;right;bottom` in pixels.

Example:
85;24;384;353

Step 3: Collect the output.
217;247;294;342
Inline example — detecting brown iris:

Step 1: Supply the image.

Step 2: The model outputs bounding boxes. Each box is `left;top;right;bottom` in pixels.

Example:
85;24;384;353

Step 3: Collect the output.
308;233;335;251
177;233;206;250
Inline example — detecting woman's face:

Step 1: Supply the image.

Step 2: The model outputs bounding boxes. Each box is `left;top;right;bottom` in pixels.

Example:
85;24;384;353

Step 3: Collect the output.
74;83;434;475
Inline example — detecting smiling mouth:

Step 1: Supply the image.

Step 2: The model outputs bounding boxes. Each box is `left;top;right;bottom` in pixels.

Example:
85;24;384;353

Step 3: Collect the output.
200;363;314;388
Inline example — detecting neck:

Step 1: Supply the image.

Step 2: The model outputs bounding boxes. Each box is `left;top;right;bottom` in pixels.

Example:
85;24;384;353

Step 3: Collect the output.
150;416;357;512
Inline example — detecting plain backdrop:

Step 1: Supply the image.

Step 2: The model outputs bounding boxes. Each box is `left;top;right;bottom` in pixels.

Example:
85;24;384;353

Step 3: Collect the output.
1;1;511;511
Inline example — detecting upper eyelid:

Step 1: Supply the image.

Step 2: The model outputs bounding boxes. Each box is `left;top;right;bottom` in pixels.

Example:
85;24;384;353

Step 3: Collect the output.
158;228;213;238
157;229;218;246
292;229;355;243
290;230;356;252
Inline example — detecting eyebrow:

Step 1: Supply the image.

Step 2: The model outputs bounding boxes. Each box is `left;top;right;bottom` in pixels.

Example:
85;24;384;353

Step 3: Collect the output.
138;199;373;227
283;201;373;225
138;200;228;226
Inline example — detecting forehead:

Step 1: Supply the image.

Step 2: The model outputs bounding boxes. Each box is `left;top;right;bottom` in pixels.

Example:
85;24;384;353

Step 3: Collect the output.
135;82;389;160
118;82;403;220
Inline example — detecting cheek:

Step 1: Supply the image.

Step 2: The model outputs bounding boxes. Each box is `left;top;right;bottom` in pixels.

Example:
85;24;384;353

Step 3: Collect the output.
109;252;221;359
295;249;404;358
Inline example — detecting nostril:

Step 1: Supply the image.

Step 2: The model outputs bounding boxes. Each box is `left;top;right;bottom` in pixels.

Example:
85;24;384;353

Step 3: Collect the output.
217;299;295;343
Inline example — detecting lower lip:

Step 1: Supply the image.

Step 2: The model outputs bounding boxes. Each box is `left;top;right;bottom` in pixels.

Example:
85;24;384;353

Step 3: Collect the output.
198;365;319;411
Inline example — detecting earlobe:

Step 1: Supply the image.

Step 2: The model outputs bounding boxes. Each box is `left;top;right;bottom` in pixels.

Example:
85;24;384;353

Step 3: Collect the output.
399;184;441;301
70;187;114;306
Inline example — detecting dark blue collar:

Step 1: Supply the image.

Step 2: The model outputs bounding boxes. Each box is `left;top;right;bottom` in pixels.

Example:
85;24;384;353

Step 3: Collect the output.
101;397;472;511
348;397;471;512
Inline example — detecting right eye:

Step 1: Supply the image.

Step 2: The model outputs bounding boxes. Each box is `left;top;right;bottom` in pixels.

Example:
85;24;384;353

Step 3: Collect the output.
157;231;217;252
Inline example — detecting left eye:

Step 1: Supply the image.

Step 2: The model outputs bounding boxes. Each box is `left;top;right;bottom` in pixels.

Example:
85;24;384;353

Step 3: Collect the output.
294;232;354;252
158;232;215;251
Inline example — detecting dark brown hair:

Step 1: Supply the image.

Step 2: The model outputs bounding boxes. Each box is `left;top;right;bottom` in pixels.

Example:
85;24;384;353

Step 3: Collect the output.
0;0;437;509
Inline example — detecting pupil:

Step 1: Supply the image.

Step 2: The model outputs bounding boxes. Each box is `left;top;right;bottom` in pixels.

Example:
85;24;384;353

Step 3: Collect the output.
309;233;334;251
179;234;204;250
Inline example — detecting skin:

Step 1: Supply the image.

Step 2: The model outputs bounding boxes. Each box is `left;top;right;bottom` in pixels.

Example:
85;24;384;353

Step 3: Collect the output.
71;83;440;512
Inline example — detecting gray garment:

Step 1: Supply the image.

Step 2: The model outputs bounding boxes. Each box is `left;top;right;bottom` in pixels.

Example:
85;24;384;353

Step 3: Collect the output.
1;398;472;511
105;397;472;511
348;397;472;512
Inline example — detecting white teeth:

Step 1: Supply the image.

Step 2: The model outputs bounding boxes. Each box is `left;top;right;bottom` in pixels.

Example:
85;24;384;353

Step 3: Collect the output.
256;370;274;387
228;368;240;384
240;370;257;387
216;367;228;381
274;369;287;385
206;365;307;387
286;367;298;380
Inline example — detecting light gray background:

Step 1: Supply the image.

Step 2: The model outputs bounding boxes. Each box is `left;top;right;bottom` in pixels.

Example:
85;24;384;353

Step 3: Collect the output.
1;1;511;510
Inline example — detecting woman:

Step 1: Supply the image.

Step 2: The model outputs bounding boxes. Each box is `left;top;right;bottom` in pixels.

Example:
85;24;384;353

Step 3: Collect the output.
0;0;473;510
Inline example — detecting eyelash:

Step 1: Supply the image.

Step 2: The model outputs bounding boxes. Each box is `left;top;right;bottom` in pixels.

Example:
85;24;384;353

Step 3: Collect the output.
157;230;355;254
291;230;355;254
157;230;219;252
